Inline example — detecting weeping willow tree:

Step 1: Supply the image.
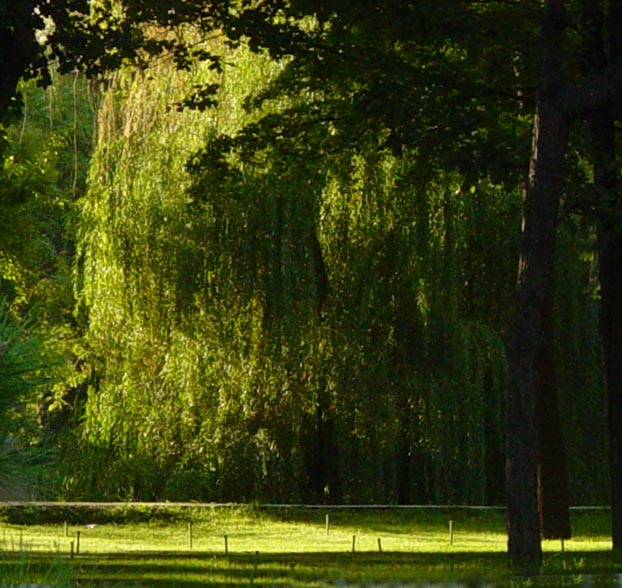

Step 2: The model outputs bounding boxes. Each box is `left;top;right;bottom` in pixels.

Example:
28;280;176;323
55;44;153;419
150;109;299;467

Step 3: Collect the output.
71;26;604;503
73;39;305;499
313;154;516;503
554;217;607;505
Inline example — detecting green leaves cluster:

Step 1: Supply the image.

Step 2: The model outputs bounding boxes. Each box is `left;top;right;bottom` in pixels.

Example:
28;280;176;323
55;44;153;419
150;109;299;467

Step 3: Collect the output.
0;301;52;499
0;0;608;509
70;36;529;503
0;70;98;498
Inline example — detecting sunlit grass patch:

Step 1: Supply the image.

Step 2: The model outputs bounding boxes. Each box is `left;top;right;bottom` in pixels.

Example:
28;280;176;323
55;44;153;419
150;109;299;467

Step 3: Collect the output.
0;505;617;587
0;507;511;556
0;506;614;556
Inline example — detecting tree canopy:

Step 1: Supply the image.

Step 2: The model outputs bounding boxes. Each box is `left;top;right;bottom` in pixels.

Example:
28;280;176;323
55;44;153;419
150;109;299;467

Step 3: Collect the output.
2;0;622;572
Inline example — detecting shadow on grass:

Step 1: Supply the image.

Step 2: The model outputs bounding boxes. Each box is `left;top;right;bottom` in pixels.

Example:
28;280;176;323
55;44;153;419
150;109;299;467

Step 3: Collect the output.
260;507;509;535
3;550;622;588
0;550;506;587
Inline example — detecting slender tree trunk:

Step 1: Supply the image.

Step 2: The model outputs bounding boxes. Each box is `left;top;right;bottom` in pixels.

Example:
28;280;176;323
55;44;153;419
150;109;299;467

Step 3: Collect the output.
305;223;341;502
601;0;622;552
590;107;622;550
396;393;412;504
599;221;622;550
506;0;567;570
484;368;505;505
580;0;622;550
536;294;571;539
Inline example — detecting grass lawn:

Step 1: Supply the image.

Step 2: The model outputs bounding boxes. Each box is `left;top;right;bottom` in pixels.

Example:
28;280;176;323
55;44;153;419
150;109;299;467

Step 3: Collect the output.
0;505;619;586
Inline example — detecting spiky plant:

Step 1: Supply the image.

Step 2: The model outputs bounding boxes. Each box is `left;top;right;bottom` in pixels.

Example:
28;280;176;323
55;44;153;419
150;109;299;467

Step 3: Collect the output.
0;300;50;500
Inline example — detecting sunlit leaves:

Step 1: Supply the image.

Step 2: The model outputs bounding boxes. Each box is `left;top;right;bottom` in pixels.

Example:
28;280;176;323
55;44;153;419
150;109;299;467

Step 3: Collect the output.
76;29;523;502
64;0;602;506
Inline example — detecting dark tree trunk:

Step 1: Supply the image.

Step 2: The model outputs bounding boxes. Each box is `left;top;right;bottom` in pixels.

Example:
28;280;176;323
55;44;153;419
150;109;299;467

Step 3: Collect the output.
589;106;622;550
599;224;622;549
599;0;622;553
484;370;505;505
580;0;622;550
304;386;332;501
536;294;571;539
506;0;567;570
396;396;412;504
304;223;342;502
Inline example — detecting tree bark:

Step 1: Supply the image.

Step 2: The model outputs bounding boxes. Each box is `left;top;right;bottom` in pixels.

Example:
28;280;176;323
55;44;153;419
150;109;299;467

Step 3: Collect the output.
601;0;622;553
599;219;622;550
580;0;622;551
305;223;341;502
506;0;567;570
536;294;571;539
590;107;622;550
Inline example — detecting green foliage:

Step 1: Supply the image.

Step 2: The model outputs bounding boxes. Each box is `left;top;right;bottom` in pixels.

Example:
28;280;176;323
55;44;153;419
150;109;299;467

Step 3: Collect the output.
71;34;523;504
554;220;606;505
0;302;45;420
0;74;91;305
0;301;54;499
0;71;98;499
0;0;605;508
0;553;72;588
0;503;207;526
